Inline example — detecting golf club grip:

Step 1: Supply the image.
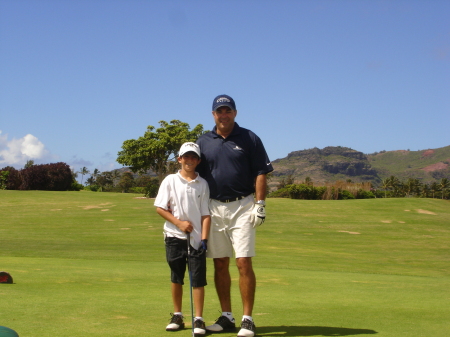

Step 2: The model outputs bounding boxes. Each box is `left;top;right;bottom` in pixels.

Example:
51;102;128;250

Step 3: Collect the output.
187;232;191;255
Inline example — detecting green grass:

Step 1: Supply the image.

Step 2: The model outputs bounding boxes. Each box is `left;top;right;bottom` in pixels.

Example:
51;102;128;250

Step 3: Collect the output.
1;191;449;336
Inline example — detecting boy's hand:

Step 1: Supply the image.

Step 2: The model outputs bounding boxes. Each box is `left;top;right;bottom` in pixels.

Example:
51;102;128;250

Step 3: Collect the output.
201;239;208;251
178;220;193;233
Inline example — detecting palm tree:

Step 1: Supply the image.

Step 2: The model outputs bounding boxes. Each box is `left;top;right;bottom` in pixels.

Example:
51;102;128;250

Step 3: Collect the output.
91;168;100;185
304;176;313;186
388;176;401;197
421;184;430;198
24;160;34;169
439;178;449;199
404;179;412;197
111;170;121;187
430;182;440;199
80;167;90;185
381;178;390;198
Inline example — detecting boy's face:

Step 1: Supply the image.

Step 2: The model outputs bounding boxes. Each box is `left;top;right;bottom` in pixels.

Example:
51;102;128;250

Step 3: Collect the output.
177;152;201;172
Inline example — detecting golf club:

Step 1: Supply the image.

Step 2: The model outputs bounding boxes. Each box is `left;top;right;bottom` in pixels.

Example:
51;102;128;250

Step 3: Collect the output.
186;232;195;337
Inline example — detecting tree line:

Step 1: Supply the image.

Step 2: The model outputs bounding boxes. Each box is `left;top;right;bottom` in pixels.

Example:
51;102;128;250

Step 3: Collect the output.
78;166;159;197
379;176;449;199
2;119;449;201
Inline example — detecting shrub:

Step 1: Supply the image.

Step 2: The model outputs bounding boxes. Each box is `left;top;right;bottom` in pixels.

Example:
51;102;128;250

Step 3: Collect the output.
0;171;8;190
20;162;73;191
339;190;355;200
287;184;326;200
134;175;159;197
0;166;22;190
267;187;290;198
87;185;100;192
118;172;135;193
130;187;145;194
356;189;376;199
69;182;84;191
144;181;159;198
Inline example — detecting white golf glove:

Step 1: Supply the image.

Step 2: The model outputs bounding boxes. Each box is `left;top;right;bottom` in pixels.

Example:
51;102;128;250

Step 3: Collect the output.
251;203;266;228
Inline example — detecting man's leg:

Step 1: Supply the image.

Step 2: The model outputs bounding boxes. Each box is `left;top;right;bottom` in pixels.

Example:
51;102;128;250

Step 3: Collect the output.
213;257;232;312
206;257;236;332
236;257;255;316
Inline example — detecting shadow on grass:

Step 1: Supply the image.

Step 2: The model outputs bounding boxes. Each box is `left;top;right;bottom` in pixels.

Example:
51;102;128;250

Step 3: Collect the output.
256;325;378;336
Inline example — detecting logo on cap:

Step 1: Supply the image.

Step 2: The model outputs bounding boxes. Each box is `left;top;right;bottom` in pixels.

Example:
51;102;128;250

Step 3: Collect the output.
212;94;236;111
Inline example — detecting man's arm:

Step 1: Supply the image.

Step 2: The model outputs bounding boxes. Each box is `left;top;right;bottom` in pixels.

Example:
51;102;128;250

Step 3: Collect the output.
254;174;267;201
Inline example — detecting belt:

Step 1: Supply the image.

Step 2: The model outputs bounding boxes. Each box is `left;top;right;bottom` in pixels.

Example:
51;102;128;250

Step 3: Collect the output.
214;195;247;203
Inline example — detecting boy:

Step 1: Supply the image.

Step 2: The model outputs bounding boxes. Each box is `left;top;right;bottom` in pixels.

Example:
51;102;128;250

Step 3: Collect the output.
154;142;211;336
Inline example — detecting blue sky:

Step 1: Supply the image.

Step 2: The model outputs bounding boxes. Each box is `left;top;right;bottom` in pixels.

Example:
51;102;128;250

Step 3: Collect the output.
1;0;449;177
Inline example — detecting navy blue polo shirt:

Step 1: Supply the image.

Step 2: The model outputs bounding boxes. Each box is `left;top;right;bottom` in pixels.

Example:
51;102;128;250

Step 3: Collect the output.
196;123;273;200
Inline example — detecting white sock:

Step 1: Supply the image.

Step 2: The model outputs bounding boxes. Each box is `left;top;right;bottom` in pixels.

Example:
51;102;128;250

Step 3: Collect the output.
222;312;234;321
174;312;182;316
195;317;203;322
242;315;253;322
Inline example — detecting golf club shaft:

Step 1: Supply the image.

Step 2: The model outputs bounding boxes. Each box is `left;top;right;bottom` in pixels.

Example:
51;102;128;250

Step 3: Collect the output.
187;232;195;337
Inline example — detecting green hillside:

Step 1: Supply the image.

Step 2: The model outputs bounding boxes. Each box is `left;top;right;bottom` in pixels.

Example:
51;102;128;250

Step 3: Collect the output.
270;145;450;189
367;145;450;182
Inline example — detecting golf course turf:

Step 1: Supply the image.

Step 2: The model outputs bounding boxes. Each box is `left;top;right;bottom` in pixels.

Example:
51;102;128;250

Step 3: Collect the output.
1;190;449;336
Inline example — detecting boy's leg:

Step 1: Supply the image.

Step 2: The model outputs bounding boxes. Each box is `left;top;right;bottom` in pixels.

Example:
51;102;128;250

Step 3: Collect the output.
165;237;187;331
171;282;183;313
192;288;206;336
190;246;207;335
167;282;185;331
193;286;204;318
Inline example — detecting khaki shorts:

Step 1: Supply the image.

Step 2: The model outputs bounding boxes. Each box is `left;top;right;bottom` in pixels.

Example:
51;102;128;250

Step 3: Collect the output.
207;195;255;259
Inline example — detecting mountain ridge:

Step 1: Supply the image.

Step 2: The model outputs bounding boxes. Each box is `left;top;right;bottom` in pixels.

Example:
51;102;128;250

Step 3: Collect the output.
269;145;450;190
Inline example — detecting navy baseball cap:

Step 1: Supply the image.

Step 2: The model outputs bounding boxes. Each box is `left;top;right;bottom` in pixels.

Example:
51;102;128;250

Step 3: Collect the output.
212;94;236;111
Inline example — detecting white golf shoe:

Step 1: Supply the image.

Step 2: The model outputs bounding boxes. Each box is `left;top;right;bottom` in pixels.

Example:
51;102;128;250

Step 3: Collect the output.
237;318;256;337
193;319;206;336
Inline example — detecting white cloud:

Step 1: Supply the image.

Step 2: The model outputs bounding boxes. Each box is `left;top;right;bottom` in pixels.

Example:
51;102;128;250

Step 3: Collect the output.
0;131;53;168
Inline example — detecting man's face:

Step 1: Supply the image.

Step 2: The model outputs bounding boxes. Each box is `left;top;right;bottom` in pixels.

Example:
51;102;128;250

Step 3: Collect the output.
212;106;237;134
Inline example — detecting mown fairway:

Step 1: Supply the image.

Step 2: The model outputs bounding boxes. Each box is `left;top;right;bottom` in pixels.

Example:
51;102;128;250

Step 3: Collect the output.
1;191;449;336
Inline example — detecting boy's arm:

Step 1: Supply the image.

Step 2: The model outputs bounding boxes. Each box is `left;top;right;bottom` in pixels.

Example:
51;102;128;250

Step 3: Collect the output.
201;215;211;241
156;207;193;233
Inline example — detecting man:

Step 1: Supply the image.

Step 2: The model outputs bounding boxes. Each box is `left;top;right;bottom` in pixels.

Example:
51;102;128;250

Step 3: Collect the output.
196;94;273;337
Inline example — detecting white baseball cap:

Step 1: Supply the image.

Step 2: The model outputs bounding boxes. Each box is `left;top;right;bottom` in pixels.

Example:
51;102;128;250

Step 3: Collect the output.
179;142;201;158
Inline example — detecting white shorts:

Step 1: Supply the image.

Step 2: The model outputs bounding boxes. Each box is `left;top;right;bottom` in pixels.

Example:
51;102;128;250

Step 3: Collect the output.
207;195;255;259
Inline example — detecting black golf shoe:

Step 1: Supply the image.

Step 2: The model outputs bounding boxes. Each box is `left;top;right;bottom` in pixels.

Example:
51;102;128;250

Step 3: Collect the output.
205;315;236;332
166;313;185;331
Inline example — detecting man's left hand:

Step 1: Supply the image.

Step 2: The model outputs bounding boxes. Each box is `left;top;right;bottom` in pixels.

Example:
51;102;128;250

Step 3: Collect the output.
251;204;266;228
